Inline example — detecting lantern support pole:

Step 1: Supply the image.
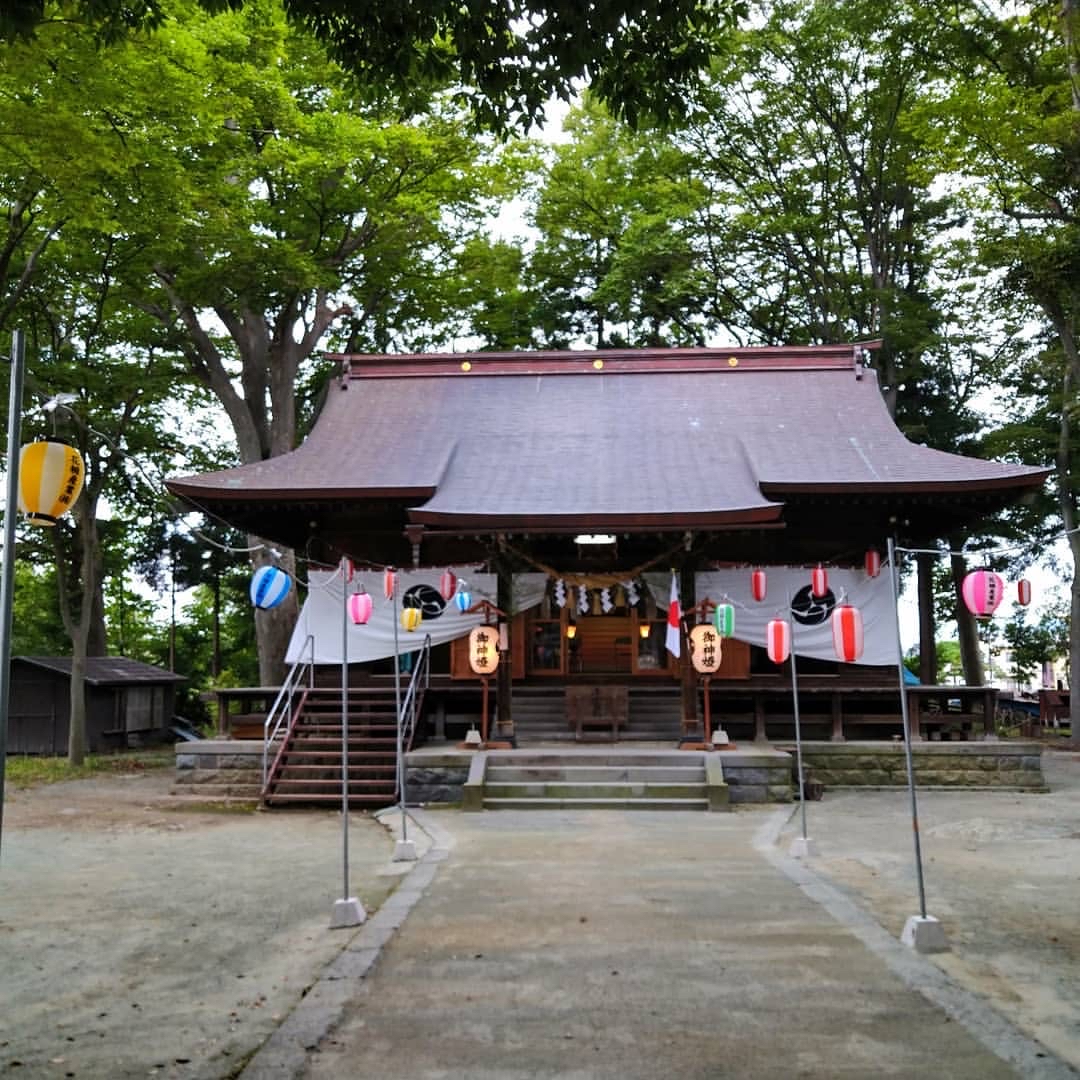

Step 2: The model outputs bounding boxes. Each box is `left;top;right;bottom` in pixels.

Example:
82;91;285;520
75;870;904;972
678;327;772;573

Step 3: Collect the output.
391;580;415;861
331;560;365;929
0;329;26;862
786;592;812;855
887;537;948;952
702;674;712;744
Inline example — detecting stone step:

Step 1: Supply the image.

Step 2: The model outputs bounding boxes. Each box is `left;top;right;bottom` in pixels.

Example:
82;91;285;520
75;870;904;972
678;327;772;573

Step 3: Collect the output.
483;797;709;811
484;782;708;800
488;752;704;768
486;765;705;783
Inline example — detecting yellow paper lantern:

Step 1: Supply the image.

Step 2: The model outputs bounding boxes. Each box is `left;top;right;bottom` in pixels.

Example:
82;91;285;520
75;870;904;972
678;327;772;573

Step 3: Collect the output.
468;625;501;675
689;623;723;674
400;606;423;632
17;440;85;526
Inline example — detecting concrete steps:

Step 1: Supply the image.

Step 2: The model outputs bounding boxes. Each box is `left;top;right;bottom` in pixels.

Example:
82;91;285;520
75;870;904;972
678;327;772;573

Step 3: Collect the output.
509;687;684;742
472;750;726;811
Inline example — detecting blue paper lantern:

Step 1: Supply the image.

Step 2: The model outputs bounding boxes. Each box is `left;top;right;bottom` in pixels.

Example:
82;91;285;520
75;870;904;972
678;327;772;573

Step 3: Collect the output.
250;565;291;610
455;586;472;613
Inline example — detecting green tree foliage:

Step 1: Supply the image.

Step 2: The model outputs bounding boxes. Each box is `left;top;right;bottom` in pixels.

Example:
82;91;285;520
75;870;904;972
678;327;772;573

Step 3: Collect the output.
1;0;747;130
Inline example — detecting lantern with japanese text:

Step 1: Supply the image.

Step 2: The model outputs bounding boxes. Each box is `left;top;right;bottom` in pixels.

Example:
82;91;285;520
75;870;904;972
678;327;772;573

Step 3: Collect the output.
811;564;828;598
961;569;1004;618
17;440;85;526
831;604;864;662
713;602;735;638
751;569;767;602
468;626;501;674
864;548;881;578
766;618;791;664
383;569;397;600
348;588;373;625
455;584;472;612
1017;579;1032;607
250;565;291;610
689;624;723;674
400;606;423;632
439;569;457;601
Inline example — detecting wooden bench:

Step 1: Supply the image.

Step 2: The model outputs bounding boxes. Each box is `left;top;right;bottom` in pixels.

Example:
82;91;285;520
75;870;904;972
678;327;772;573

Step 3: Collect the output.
566;685;628;742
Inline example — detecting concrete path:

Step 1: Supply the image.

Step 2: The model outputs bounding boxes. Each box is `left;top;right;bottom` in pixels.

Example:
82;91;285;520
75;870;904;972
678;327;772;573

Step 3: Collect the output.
270;807;1069;1080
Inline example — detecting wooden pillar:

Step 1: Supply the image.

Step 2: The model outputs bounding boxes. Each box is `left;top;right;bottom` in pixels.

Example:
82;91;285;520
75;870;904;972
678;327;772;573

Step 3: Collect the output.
496;559;515;743
917;551;937;685
679;559;700;740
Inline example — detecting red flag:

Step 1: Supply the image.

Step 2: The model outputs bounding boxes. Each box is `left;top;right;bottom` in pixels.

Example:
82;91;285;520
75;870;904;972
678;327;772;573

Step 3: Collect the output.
666;573;681;658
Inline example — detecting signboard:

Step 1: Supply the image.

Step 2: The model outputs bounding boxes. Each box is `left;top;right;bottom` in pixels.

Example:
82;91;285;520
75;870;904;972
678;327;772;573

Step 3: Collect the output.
689;624;722;674
468;625;501;675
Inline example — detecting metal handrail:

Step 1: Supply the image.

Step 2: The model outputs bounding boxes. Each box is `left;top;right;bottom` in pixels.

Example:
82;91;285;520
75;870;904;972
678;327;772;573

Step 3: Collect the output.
399;634;432;757
262;634;315;789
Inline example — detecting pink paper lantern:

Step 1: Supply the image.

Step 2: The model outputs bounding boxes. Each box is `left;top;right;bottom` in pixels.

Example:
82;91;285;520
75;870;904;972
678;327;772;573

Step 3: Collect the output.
1017;579;1032;607
348;589;373;625
383;569;397;600
811;564;828;598
961;569;1004;618
831;604;864;662
439;569;457;602
766;618;791;664
751;569;767;602
864;548;881;578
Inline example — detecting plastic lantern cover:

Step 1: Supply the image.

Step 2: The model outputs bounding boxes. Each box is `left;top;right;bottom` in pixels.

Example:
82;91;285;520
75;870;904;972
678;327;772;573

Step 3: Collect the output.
401;606;423;632
961;569;1004;618
713;602;736;638
383;569;397;600
250;565;291;610
864;549;881;578
1017;579;1032;607
811;564;828;598
455;587;472;613
751;569;767;602
766;618;791;664
831;604;864;662
17;440;85;526
439;569;457;601
348;590;373;625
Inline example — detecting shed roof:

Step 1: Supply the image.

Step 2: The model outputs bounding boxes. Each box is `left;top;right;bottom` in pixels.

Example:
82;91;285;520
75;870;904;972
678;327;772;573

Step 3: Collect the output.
15;657;187;686
167;345;1048;563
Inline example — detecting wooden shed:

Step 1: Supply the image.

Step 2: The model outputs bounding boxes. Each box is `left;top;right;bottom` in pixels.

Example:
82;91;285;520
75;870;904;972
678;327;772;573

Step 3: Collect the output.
7;657;186;755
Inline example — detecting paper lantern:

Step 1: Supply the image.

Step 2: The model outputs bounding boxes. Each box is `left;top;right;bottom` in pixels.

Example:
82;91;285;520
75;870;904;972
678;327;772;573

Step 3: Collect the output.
250;565;291;610
348;589;373;625
811;564;828;598
713;602;735;638
961;569;1004;618
831;604;864;662
400;606;423;632
1017;579;1032;607
383;569;397;600
766;618;791;664
439;569;457;601
343;558;355;582
751;569;767;602
864;548;881;578
455;584;472;612
17;440;85;526
689;624;723;674
566;620;578;640
468;625;500;674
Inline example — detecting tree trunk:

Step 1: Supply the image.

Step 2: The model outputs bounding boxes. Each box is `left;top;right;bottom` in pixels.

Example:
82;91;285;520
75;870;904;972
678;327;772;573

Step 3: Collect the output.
950;551;985;685
67;636;88;766
917;552;937;684
87;578;107;657
251;542;298;687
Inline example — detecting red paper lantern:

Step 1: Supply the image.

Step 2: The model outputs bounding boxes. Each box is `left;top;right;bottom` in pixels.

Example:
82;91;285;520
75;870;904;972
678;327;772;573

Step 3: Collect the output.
348;589;373;625
383;569;397;600
1017;579;1032;607
864;548;881;578
961;569;1004;618
766;618;791;664
811;564;828;598
831;604;864;662
751;569;767;602
439;569;457;601
343;558;355;583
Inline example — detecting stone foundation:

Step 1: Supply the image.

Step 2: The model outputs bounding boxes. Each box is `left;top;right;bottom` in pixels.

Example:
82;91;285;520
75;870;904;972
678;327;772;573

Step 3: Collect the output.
173;740;263;801
785;741;1047;791
405;751;472;805
716;747;793;804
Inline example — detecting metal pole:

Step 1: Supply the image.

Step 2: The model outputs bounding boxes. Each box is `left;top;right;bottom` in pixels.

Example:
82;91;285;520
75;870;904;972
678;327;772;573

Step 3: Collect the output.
788;591;808;841
392;584;406;843
887;536;928;918
0;329;26;862
340;563;350;900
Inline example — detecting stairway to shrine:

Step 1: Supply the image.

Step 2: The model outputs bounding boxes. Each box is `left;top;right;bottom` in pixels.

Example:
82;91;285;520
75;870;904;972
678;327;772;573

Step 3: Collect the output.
476;750;719;810
509;685;684;743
